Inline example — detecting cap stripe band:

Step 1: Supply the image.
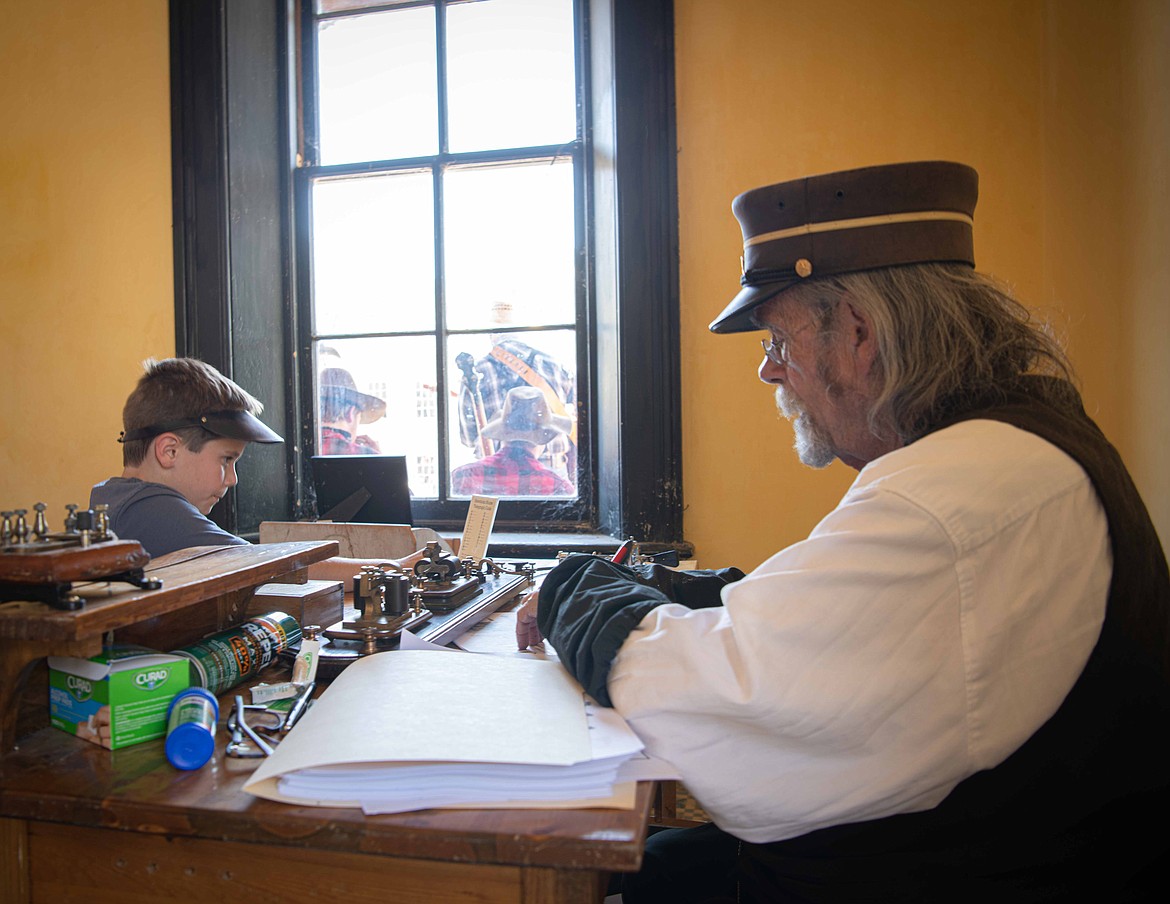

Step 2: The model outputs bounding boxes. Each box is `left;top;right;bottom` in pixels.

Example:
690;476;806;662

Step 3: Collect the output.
119;416;215;443
741;266;800;288
744;210;974;249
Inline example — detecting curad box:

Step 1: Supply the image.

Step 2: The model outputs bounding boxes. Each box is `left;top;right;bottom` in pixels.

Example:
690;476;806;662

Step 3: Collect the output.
48;645;193;750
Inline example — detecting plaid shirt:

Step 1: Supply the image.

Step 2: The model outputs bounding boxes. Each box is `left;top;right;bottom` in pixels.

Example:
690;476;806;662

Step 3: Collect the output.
457;338;576;480
451;443;576;497
320;426;380;455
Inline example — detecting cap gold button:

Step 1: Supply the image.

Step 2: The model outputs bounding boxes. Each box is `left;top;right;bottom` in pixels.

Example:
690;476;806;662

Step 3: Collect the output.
795;258;813;278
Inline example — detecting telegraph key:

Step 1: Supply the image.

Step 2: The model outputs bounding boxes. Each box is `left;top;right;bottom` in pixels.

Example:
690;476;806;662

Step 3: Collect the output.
307;542;535;676
0;502;162;610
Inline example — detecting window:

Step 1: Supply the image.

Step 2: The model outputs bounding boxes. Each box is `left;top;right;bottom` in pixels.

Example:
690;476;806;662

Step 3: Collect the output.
300;0;587;521
170;0;683;546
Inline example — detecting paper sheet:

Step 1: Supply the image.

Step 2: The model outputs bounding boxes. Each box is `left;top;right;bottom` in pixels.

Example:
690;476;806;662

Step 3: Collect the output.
453;609;559;660
245;650;592;805
398;628;459;652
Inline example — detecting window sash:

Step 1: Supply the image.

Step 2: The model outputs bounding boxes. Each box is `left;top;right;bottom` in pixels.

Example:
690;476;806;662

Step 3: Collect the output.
296;0;593;527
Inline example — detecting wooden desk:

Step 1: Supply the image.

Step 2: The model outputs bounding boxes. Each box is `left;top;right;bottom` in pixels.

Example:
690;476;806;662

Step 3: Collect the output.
1;725;650;903
0;542;649;903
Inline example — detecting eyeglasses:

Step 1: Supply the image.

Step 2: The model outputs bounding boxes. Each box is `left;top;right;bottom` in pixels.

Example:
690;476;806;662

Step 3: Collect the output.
760;336;791;367
760;321;818;367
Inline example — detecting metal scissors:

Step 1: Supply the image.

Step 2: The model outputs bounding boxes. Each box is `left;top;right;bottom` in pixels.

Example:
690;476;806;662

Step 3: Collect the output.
224;696;275;758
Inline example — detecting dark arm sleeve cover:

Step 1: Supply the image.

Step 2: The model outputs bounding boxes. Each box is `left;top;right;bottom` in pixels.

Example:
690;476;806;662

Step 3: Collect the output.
537;556;745;706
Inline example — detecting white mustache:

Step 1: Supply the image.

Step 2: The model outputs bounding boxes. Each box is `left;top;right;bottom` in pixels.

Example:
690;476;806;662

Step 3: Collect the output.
775;386;804;419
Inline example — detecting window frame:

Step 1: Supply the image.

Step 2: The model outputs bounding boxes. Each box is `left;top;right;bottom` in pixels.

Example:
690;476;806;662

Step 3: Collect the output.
296;0;593;526
169;0;683;547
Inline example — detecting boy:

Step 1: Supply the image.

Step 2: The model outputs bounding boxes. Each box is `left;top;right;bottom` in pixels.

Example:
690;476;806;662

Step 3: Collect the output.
91;358;419;581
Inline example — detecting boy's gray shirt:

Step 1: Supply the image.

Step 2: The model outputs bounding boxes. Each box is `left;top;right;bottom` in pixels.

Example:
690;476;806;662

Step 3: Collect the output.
89;477;247;558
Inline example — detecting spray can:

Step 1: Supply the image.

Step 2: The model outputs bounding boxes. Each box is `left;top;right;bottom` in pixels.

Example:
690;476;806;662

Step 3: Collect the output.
165;687;218;770
171;612;301;696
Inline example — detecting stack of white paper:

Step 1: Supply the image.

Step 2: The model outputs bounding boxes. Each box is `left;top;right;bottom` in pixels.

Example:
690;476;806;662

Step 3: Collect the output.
244;650;654;814
281;756;635;813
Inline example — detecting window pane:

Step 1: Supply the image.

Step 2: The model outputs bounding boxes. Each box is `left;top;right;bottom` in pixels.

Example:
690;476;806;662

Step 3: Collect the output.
443;160;576;330
447;330;577;498
312;172;436;335
315;337;440;498
317;8;438;165
447;0;576;153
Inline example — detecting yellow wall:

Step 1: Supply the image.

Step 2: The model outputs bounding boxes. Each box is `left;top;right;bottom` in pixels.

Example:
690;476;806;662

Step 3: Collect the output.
1119;0;1170;569
2;1;1166;569
676;0;1170;569
0;1;173;518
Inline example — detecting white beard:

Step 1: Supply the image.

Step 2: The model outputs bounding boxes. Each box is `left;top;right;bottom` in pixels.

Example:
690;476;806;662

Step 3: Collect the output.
775;387;837;469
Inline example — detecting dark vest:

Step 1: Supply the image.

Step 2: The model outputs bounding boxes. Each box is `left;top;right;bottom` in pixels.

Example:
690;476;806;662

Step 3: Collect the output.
741;378;1170;902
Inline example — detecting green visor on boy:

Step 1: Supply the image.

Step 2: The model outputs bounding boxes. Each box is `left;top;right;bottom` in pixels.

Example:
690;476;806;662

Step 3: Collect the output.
119;410;284;445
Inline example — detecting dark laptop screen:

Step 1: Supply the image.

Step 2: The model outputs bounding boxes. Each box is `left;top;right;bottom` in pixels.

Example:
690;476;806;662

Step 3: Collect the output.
310;455;413;524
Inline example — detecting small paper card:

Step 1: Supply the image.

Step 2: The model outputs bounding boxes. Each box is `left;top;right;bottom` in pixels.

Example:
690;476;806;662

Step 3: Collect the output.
460;495;499;562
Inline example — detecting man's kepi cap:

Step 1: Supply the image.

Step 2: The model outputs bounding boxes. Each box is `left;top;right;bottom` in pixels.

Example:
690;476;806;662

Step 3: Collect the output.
119;410;284;444
710;161;979;334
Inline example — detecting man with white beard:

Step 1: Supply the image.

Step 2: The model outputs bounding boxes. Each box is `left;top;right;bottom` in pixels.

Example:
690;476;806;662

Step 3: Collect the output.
518;162;1169;902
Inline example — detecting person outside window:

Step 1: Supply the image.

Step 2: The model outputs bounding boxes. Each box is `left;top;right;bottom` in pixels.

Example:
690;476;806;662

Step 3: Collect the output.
319;366;386;455
457;302;576;484
451;387;575;497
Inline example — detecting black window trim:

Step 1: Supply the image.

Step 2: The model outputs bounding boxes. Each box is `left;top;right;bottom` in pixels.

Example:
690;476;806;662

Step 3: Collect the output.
169;0;683;548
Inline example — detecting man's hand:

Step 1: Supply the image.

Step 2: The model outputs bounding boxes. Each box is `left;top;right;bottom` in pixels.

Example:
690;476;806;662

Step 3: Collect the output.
515;589;544;650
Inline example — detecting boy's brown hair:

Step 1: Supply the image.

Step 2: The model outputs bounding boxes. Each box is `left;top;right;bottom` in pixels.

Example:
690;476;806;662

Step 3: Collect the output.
121;358;265;466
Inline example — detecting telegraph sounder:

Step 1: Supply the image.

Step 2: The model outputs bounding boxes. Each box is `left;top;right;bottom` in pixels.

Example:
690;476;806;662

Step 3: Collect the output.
309;542;534;676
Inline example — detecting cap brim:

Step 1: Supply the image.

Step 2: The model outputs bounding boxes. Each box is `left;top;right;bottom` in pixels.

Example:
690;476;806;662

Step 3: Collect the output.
323;385;387;423
356;395;387;424
708;281;796;334
201;411;284;444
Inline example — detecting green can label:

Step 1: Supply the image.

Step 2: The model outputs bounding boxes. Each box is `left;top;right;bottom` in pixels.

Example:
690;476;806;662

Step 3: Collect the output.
173;612;301;695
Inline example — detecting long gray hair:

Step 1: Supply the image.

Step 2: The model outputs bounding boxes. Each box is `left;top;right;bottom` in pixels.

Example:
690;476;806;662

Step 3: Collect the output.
784;263;1077;442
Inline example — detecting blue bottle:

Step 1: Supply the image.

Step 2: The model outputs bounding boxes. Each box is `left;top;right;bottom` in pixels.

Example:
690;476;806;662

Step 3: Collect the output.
165;687;219;770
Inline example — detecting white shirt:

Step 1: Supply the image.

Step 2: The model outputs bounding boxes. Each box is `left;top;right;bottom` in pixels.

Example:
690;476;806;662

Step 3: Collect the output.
608;420;1111;843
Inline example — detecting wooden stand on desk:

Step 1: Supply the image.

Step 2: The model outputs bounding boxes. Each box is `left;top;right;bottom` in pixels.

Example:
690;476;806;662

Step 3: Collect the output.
0;540;650;903
0;541;337;754
259;520;460;558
